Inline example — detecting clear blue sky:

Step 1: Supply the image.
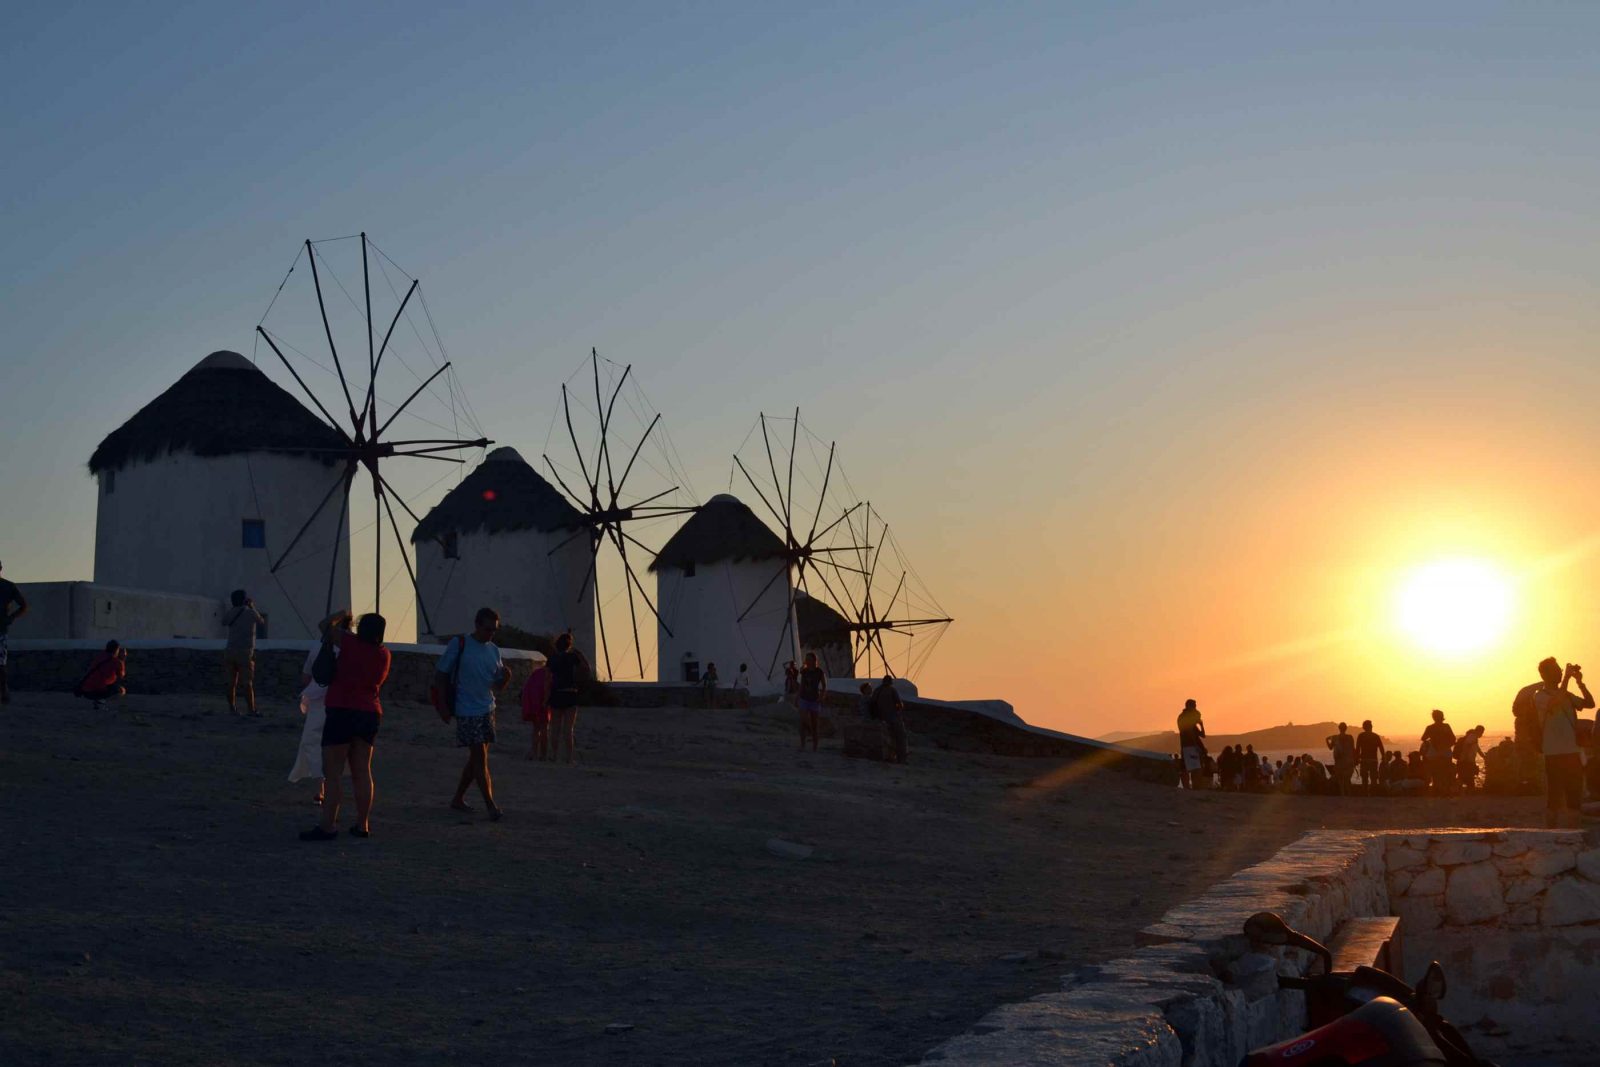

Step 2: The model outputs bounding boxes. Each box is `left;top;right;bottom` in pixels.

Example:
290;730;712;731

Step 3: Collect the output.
7;3;1600;732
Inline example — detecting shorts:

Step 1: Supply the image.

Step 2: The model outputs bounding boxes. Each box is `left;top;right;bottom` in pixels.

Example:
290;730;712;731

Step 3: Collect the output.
323;706;380;747
456;712;497;747
550;688;579;711
0;632;8;667
1545;753;1583;811
798;697;822;714
222;647;255;680
1181;745;1204;772
1359;759;1378;780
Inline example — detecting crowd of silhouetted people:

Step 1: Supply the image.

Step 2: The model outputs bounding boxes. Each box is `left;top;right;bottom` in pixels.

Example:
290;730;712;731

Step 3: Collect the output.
1174;657;1600;828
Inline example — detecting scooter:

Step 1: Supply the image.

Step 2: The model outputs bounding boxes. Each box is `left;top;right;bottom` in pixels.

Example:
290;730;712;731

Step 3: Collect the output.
1238;912;1496;1067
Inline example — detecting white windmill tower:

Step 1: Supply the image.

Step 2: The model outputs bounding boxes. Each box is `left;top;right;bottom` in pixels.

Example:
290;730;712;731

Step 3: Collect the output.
412;446;596;650
88;350;353;639
651;494;793;691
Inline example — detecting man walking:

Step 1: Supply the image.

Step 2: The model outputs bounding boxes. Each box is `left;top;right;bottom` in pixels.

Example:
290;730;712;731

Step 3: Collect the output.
1420;709;1457;797
1534;657;1593;829
436;608;511;821
222;589;264;716
1325;722;1357;796
1176;699;1206;790
1355;720;1385;795
873;675;908;764
0;561;28;704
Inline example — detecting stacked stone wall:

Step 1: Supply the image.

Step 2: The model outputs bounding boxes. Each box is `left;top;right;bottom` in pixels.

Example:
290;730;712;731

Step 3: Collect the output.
919;827;1598;1067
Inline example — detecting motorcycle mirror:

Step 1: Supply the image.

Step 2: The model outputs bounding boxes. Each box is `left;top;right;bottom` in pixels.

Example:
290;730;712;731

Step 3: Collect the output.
1418;960;1447;1000
1243;912;1292;946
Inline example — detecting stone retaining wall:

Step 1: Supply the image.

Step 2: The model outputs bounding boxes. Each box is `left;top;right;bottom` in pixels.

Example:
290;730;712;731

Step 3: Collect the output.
9;642;1174;781
1386;829;1600;1047
917;827;1597;1067
5;641;542;707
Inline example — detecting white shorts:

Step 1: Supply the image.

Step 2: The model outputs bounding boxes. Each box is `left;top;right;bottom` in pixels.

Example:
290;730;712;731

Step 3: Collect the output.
1182;745;1203;772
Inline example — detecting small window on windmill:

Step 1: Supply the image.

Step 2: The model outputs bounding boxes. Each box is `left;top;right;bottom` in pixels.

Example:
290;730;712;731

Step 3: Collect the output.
444;531;460;560
683;560;696;578
242;519;266;549
104;470;116;495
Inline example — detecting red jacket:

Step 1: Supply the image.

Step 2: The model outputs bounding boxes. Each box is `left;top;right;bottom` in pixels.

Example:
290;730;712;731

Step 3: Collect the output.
81;652;125;691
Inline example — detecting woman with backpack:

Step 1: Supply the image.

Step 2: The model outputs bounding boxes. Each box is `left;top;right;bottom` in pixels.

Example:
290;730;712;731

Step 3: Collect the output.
301;609;390;841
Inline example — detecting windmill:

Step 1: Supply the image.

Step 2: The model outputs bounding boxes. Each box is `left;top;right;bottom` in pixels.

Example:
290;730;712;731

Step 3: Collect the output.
727;409;875;678
250;233;489;634
541;349;700;679
839;502;954;681
729;410;953;682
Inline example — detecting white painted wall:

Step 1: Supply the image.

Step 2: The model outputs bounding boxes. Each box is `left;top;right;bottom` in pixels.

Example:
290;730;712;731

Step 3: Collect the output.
93;452;350;640
414;525;596;657
656;558;798;693
12;582;224;640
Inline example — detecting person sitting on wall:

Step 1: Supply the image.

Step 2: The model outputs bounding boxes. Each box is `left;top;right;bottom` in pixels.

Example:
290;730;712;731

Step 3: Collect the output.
74;640;127;710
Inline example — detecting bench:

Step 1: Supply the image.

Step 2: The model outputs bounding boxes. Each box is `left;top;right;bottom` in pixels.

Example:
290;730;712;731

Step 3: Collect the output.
1327;915;1403;976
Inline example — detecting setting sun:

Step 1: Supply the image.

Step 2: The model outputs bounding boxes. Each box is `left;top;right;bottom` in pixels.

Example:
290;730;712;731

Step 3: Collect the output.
1394;558;1514;657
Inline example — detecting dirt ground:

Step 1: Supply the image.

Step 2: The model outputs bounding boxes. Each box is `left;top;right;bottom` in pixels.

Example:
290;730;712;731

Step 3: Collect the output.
0;690;1551;1066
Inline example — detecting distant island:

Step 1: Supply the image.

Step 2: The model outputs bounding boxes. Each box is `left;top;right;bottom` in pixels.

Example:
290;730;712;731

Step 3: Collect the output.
1105;721;1395;755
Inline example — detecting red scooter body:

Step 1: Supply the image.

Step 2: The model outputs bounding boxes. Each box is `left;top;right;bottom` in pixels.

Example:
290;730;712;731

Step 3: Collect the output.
1242;998;1447;1067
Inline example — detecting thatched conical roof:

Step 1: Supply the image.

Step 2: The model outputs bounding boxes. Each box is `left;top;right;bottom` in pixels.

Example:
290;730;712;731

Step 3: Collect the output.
412;447;584;542
649;494;786;572
88;351;347;473
796;592;853;643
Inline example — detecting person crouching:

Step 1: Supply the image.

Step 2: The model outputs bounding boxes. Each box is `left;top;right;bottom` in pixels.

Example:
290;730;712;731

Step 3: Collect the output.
74;640;127;710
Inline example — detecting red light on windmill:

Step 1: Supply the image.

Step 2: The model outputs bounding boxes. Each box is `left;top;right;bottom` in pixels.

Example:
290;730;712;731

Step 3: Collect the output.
482;489;497;502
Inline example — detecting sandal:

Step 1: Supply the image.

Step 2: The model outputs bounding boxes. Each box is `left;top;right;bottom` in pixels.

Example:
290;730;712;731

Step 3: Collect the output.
348;827;371;838
488;807;505;823
450;801;475;813
298;826;338;842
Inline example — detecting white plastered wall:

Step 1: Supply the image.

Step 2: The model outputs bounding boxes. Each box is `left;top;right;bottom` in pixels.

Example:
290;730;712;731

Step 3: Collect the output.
93;452;350;640
655;557;798;692
414;525;596;658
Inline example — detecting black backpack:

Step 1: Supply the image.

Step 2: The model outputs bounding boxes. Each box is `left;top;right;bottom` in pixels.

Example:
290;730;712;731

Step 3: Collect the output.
311;637;338;687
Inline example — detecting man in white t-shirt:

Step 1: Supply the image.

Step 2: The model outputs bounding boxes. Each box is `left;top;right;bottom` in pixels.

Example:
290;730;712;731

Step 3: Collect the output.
1534;657;1593;829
